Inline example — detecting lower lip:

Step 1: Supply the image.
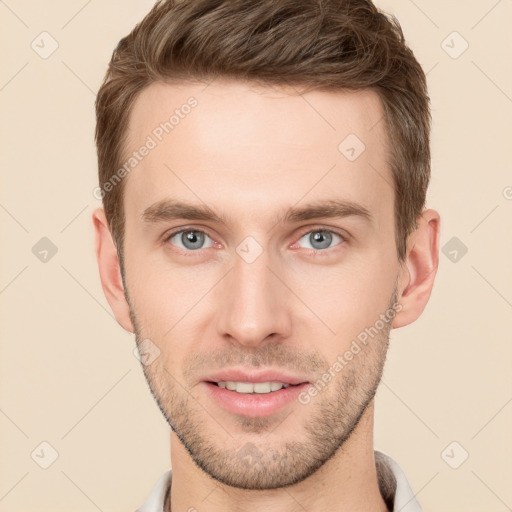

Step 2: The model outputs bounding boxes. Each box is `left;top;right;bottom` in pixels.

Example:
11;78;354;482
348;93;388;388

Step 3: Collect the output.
203;382;310;418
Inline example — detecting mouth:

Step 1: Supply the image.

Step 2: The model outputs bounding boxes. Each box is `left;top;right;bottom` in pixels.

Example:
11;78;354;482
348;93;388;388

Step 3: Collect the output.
206;381;301;393
202;381;310;418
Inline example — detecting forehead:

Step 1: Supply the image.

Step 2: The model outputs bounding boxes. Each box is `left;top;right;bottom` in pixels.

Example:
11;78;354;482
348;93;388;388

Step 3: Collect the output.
122;79;392;229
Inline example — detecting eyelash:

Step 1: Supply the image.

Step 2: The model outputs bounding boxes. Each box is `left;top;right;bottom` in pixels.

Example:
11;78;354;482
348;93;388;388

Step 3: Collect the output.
163;226;348;256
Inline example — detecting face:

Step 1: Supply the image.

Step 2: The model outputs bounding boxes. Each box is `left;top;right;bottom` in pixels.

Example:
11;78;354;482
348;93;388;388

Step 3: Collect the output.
119;80;404;489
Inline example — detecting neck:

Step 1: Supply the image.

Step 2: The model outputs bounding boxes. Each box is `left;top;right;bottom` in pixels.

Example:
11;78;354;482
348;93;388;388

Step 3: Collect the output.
166;401;389;512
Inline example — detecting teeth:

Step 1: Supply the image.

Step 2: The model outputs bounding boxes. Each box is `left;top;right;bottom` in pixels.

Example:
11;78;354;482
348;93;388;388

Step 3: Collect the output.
217;381;290;393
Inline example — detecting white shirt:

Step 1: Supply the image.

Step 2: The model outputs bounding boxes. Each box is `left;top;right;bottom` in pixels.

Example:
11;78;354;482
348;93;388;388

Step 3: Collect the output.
136;450;422;512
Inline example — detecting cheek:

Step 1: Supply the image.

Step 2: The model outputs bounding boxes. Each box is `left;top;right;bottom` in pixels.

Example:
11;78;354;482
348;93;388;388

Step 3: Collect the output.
290;255;396;342
125;255;215;334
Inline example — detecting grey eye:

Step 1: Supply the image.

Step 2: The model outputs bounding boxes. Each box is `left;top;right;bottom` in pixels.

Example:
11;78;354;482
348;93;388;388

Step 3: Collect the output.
298;230;342;250
169;230;214;251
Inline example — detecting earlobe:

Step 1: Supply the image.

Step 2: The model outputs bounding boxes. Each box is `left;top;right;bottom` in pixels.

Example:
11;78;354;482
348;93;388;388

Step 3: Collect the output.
92;207;135;333
392;209;441;329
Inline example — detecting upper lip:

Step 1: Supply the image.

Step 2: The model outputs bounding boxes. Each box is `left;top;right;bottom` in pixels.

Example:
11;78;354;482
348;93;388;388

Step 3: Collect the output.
202;368;310;385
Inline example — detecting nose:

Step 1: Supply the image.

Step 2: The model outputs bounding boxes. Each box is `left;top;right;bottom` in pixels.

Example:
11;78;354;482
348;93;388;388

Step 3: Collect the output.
215;243;292;349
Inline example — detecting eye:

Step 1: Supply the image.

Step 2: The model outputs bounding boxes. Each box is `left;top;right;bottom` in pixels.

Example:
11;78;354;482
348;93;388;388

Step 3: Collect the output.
296;229;345;251
166;229;214;251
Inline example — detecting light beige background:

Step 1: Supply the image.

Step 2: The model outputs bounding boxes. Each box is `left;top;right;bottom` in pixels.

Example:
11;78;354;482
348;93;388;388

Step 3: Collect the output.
1;1;511;511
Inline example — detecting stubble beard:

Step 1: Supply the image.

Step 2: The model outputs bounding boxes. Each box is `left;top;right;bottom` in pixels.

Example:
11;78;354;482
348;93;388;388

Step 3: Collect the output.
129;288;396;491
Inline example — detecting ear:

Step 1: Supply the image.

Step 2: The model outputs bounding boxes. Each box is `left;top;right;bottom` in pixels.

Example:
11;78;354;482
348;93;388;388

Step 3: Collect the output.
92;207;134;333
392;208;441;329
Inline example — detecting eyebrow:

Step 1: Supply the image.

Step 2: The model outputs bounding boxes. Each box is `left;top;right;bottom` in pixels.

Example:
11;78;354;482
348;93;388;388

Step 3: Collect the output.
141;198;373;227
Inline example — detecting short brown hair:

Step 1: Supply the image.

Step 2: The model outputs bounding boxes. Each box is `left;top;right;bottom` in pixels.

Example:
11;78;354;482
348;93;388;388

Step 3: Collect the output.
95;0;430;265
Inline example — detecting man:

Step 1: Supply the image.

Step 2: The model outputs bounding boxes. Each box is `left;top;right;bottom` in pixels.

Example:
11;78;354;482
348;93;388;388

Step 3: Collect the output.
92;0;440;510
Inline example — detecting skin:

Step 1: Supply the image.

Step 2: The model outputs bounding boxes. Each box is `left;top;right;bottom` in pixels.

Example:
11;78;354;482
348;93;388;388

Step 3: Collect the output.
93;80;440;512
